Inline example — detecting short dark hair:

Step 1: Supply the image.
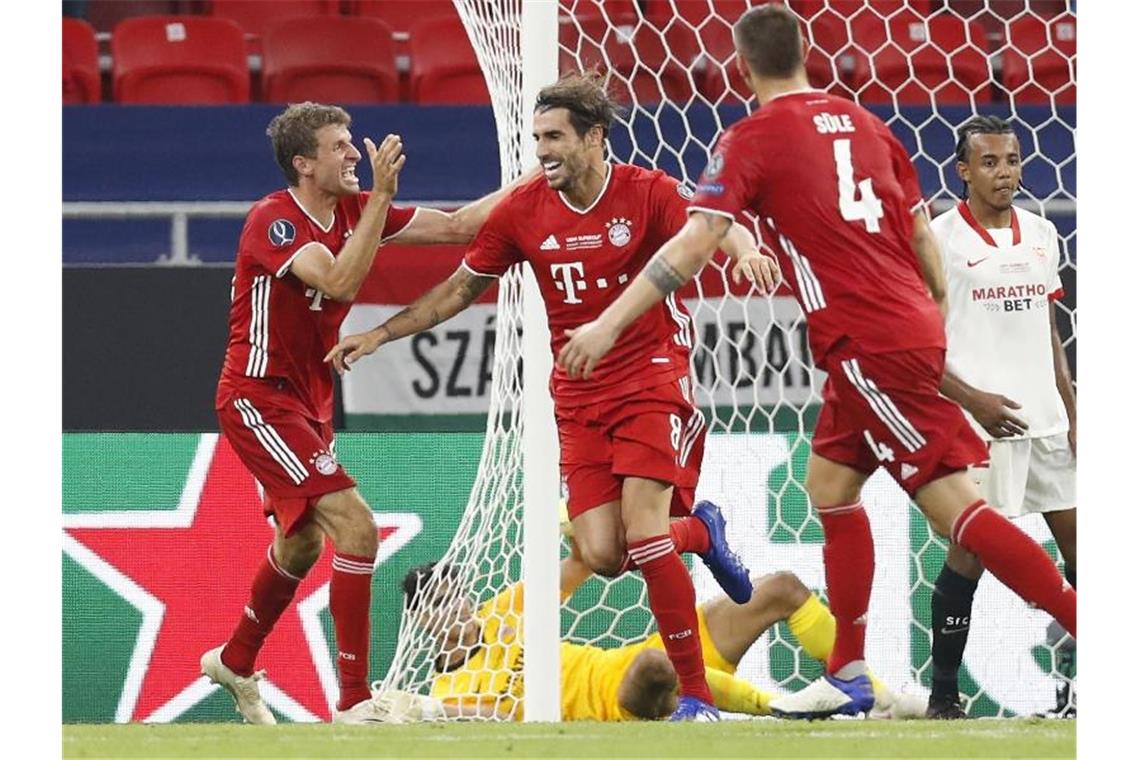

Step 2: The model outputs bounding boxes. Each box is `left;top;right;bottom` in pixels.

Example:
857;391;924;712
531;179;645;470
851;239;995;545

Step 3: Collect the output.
402;562;458;612
618;649;679;720
733;4;805;79
534;71;618;139
954;114;1017;164
265;102;351;186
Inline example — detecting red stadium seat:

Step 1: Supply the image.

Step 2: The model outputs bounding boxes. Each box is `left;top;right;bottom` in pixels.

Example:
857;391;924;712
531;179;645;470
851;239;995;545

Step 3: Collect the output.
644;1;849;104
849;12;992;104
209;0;337;55
84;0;187;33
262;16;399;104
1000;12;1075;104
793;0;934;20
112;16;249;104
562;0;642;26
408;16;490;104
63;18;101;104
353;0;458;33
561;15;695;104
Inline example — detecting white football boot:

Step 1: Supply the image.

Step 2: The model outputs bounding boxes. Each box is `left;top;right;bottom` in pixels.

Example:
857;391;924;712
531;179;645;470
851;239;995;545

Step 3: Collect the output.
200;645;276;725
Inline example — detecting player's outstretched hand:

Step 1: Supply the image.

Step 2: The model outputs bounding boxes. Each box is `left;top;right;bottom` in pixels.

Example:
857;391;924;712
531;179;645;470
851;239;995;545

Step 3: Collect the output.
364;134;406;197
732;251;781;294
967;390;1028;438
558;319;619;380
323;329;386;375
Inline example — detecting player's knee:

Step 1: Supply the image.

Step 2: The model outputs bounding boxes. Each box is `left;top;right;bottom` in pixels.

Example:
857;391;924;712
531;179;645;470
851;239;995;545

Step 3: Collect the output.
753;571;809;615
945;543;984;580
619;649;679;720
275;523;323;576
805;474;861;510
579;542;626;577
317;489;378;556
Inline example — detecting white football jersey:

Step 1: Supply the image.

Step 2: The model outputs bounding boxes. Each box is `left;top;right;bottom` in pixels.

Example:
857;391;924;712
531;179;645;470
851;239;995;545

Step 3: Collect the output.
932;201;1068;441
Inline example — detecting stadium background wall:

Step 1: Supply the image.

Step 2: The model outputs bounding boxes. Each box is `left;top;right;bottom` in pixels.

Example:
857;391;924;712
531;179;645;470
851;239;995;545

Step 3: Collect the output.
64;431;1067;723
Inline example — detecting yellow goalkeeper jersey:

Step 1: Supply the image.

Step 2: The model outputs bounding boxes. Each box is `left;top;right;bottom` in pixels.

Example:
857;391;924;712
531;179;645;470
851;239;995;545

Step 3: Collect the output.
429;583;728;722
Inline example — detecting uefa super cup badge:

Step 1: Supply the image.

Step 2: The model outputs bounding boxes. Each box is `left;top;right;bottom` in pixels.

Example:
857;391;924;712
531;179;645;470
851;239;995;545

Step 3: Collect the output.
606;217;632;247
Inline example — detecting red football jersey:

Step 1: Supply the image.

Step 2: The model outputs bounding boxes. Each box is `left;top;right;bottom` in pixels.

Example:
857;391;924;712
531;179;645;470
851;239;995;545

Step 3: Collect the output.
690;90;943;367
464;164;695;407
216;189;416;422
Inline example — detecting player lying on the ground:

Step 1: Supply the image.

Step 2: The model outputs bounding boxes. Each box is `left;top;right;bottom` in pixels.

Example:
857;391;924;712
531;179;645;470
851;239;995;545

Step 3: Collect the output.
373;534;924;722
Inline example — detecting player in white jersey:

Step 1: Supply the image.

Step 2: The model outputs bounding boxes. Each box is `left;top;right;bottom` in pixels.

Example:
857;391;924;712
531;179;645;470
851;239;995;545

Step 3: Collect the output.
925;116;1077;719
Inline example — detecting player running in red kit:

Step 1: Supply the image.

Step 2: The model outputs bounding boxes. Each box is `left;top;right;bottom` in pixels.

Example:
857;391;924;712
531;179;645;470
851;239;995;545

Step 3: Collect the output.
558;6;1075;720
324;73;780;722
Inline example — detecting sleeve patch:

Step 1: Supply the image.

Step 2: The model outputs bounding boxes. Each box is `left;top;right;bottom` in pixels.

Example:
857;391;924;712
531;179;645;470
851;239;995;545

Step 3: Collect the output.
703;152;725;179
267;219;297;247
676;183;695;200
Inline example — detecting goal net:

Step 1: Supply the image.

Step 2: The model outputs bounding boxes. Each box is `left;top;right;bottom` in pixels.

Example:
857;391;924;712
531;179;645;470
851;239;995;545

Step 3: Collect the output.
377;0;1077;720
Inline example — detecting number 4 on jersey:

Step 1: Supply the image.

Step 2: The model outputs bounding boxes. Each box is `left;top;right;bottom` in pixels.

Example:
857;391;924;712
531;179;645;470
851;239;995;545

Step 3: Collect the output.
834;139;884;233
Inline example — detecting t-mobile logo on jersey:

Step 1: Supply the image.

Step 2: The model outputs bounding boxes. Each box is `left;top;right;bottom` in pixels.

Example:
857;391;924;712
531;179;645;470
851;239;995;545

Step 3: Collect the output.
551;261;587;304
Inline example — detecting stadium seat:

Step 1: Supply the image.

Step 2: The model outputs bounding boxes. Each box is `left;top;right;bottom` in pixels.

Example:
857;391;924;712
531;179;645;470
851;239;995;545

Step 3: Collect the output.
793;1;934;20
408;16;490;104
849;12;992;104
560;16;694;104
352;0;458;33
63;18;101;104
84;0;188;33
208;0;337;55
646;2;850;104
262;16;399;104
112;16;249;104
562;0;642;26
1000;12;1075;104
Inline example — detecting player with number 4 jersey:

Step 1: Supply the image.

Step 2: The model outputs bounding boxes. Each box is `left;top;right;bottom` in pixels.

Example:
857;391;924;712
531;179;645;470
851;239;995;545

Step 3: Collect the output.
559;5;1075;721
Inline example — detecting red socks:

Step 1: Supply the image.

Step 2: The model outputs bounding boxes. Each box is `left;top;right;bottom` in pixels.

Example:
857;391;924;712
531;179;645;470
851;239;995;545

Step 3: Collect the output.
953;500;1076;636
817;502;874;676
330;551;377;711
627;535;714;705
221;545;301;677
669;516;710;555
618;517;710;573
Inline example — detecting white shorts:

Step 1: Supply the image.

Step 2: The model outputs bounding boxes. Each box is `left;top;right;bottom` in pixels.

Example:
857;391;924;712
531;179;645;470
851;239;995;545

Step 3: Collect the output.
968;432;1075;518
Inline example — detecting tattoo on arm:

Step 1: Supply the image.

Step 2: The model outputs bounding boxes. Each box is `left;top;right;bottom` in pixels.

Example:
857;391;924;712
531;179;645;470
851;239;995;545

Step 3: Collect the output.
700;212;731;240
644;255;687;295
453;269;494;307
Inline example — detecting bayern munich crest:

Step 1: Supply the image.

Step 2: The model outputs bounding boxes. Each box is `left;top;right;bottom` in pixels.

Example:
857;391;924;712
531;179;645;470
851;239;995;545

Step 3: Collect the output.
606;217;632;247
311;451;338;476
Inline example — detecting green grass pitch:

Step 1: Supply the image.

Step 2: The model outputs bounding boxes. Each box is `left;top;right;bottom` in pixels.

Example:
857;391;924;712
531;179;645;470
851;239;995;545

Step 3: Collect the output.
64;719;1075;758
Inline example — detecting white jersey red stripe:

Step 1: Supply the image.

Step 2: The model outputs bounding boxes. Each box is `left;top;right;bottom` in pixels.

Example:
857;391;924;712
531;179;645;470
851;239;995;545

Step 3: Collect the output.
932;202;1068;440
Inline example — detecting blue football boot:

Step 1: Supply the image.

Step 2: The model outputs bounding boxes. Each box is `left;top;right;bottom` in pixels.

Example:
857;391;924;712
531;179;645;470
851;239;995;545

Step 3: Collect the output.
692;500;753;604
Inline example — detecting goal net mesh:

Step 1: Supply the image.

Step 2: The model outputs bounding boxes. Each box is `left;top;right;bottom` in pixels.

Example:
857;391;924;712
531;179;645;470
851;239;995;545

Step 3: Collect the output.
378;0;1076;720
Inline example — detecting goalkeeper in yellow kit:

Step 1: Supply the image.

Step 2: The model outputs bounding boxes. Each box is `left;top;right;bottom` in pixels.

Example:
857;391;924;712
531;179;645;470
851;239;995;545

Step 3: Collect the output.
389;532;920;722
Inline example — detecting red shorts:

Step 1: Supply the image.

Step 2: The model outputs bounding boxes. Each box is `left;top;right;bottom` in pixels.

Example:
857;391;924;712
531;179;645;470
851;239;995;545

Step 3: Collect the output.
217;395;356;536
556;376;706;519
813;343;988;496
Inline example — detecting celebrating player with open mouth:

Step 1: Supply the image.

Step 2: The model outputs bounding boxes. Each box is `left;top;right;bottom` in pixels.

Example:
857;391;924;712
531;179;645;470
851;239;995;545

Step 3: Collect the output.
558;5;1075;720
206;102;528;725
325;72;780;721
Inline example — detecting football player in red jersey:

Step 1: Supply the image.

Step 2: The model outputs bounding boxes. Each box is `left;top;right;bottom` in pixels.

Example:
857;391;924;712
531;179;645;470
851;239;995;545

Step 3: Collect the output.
559;5;1075;720
205;102;532;725
325;73;780;721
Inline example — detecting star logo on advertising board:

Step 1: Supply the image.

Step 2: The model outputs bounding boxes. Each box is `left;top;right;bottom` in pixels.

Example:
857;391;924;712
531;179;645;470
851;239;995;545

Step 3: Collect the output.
63;434;421;723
